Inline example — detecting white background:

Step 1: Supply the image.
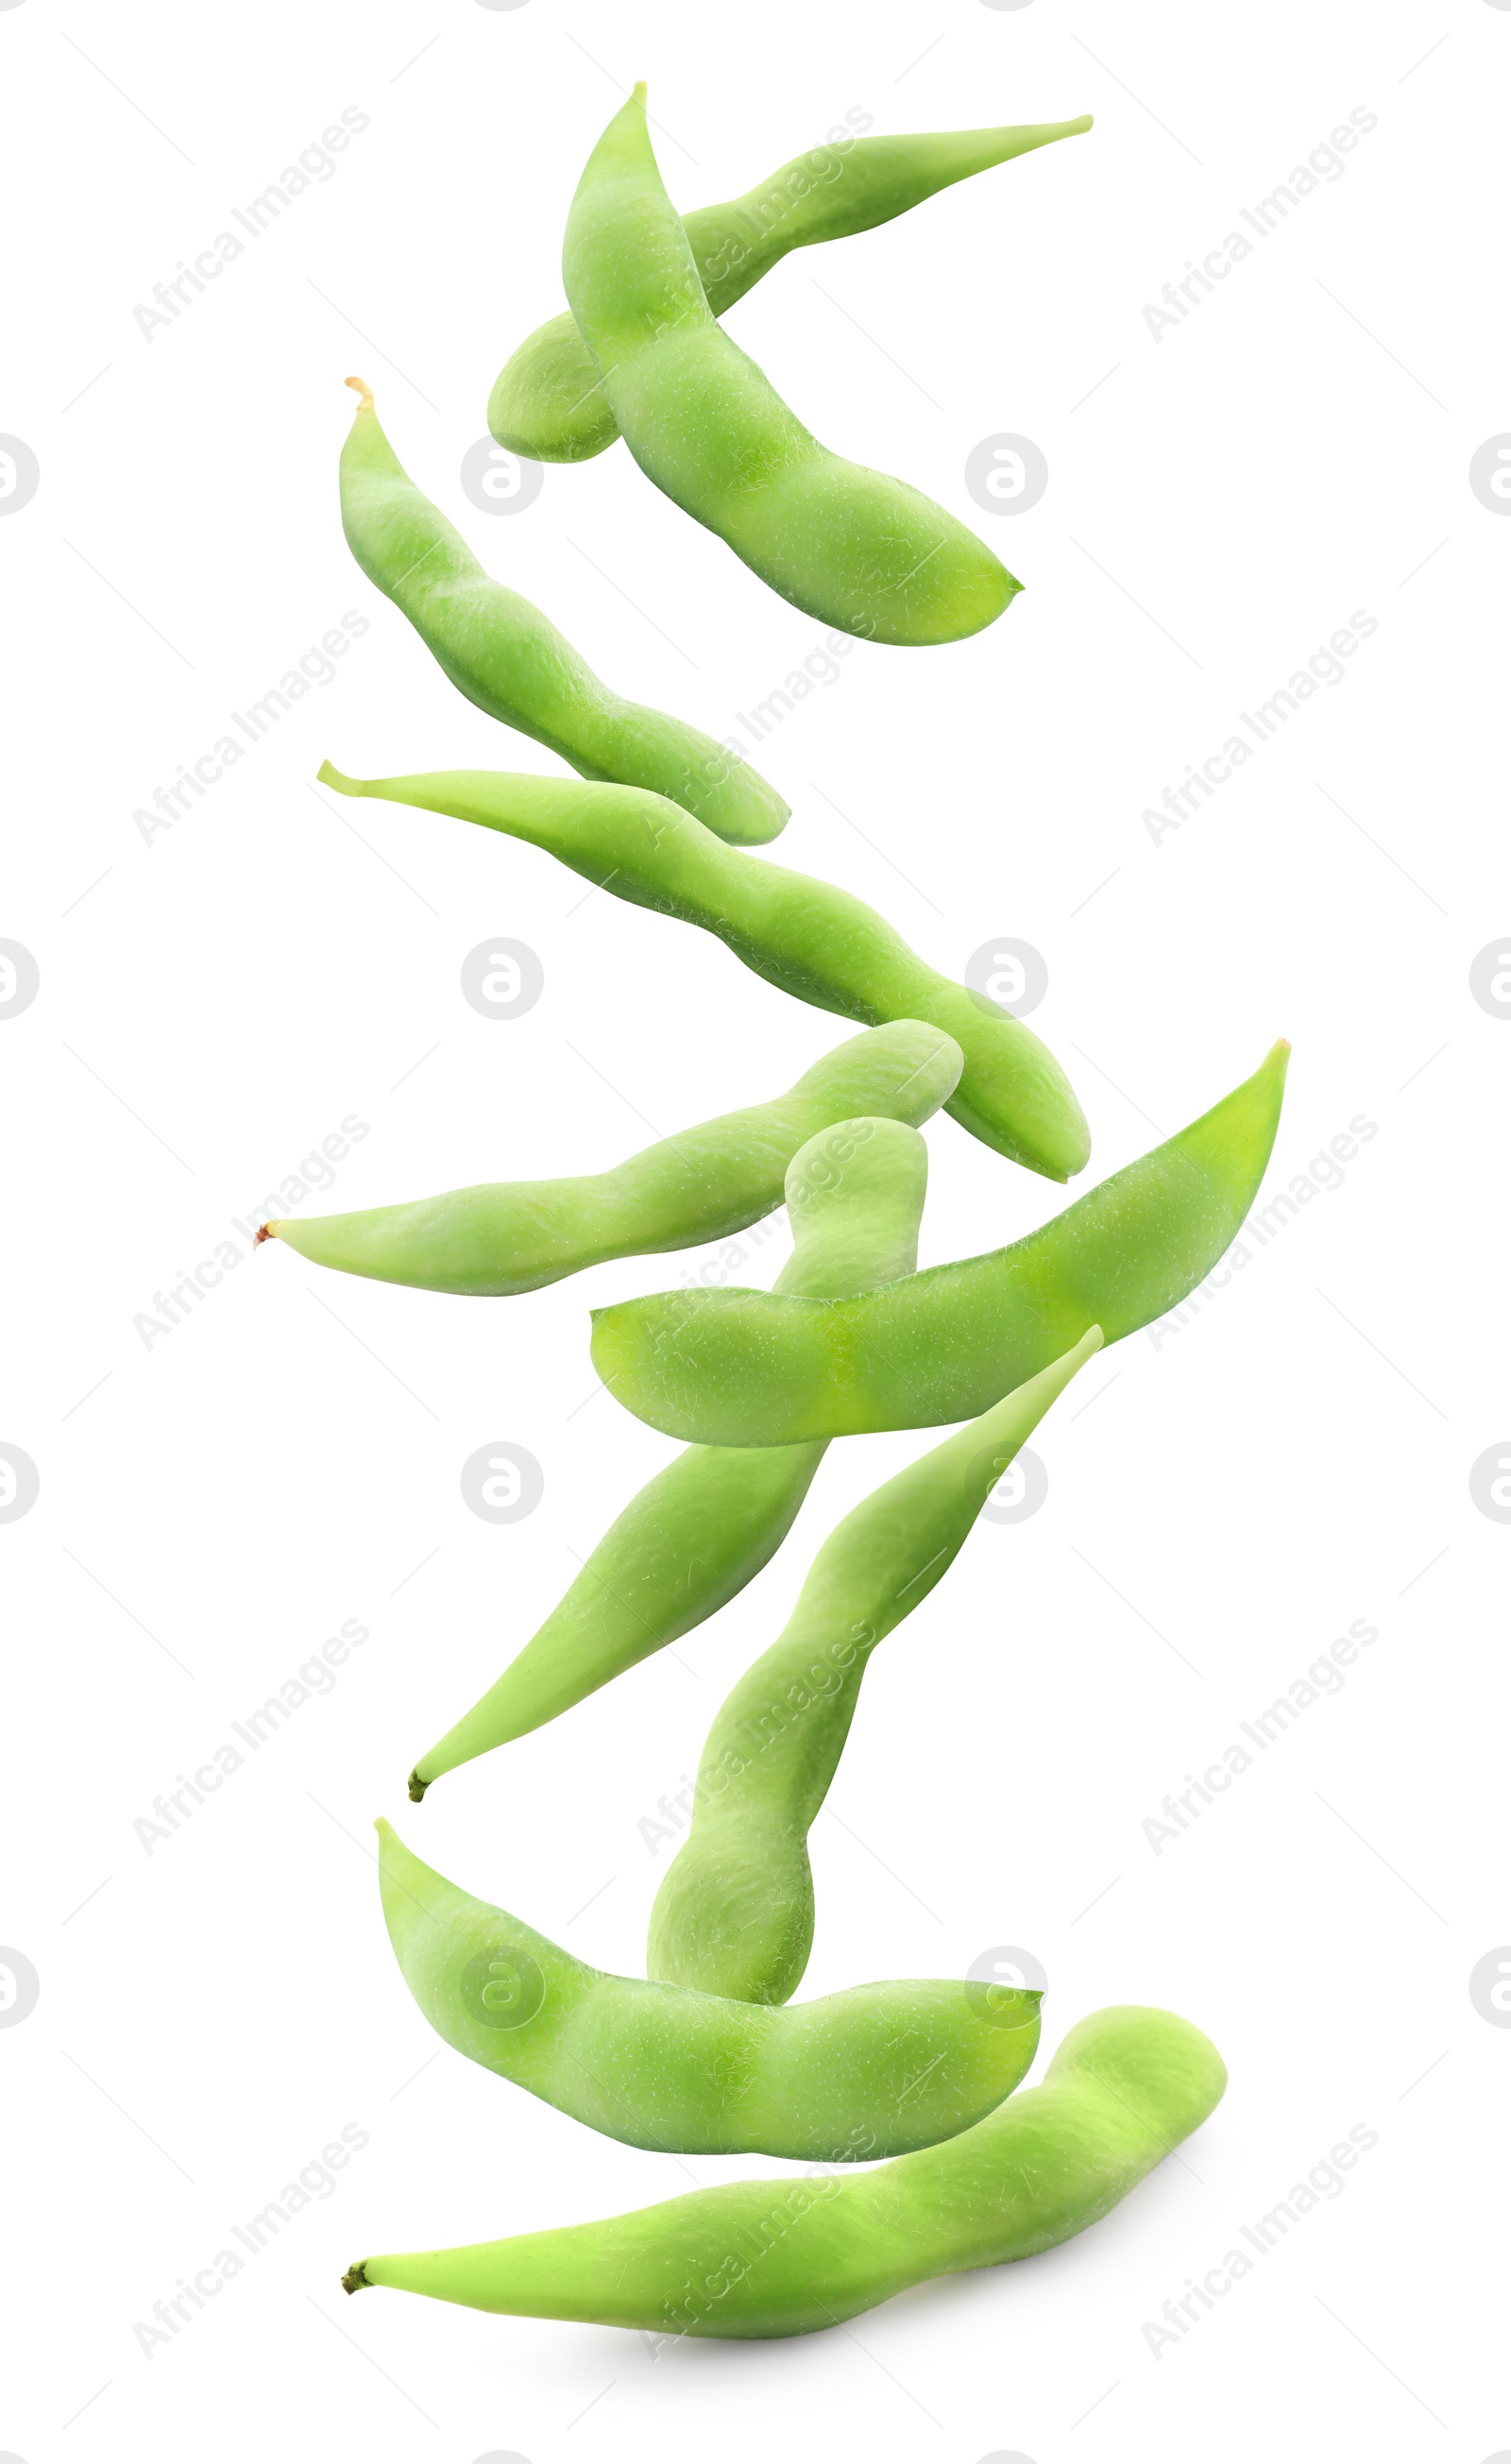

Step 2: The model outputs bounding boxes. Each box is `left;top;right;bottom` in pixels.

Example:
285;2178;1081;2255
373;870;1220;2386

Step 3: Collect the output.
3;1;1507;2456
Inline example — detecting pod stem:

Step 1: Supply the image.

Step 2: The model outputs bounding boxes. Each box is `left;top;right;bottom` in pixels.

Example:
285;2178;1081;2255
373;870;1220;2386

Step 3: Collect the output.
341;2263;370;2294
407;1769;427;1803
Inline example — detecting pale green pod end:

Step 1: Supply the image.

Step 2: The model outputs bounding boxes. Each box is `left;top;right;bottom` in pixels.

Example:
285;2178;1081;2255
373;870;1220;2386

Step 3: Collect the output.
487;312;619;464
778;1115;930;1297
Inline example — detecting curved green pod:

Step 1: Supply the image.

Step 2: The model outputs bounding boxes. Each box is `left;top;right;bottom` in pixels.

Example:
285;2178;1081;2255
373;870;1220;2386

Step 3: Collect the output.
337;378;787;846
412;1114;931;1793
561;89;1016;645
648;1330;1101;2004
343;2004;1225;2338
489;116;1092;465
314;762;1091;1184
260;1020;957;1298
376;1820;1040;2160
593;1041;1289;1444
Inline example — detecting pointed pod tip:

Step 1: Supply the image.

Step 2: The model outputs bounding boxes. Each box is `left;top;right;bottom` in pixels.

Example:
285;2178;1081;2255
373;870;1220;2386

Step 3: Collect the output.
345;375;374;409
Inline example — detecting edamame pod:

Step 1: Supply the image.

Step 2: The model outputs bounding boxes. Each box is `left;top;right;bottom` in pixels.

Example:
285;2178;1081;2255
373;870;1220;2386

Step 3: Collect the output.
562;89;1017;645
343;2003;1226;2338
413;1114;931;1791
649;1330;1101;2004
261;1020;959;1298
377;1819;1039;2161
338;379;788;846
490;116;1092;465
314;762;1091;1183
593;1041;1290;1444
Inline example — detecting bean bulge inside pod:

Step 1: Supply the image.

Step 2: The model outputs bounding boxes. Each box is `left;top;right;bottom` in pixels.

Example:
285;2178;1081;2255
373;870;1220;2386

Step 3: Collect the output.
561;85;1019;645
409;1110;939;1790
376;1819;1041;2161
314;761;1091;1184
342;2003;1227;2338
489;112;1092;464
647;1326;1102;2005
338;377;789;846
590;1039;1290;1443
260;1021;959;1298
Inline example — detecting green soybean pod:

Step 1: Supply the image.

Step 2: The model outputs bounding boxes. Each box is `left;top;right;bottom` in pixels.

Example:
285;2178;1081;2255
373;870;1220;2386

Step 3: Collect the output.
412;1113;932;1793
314;762;1091;1184
376;1820;1040;2161
337;378;787;846
562;88;1017;645
489;116;1091;465
648;1328;1101;2005
260;1020;958;1299
593;1040;1290;1444
342;2004;1226;2338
